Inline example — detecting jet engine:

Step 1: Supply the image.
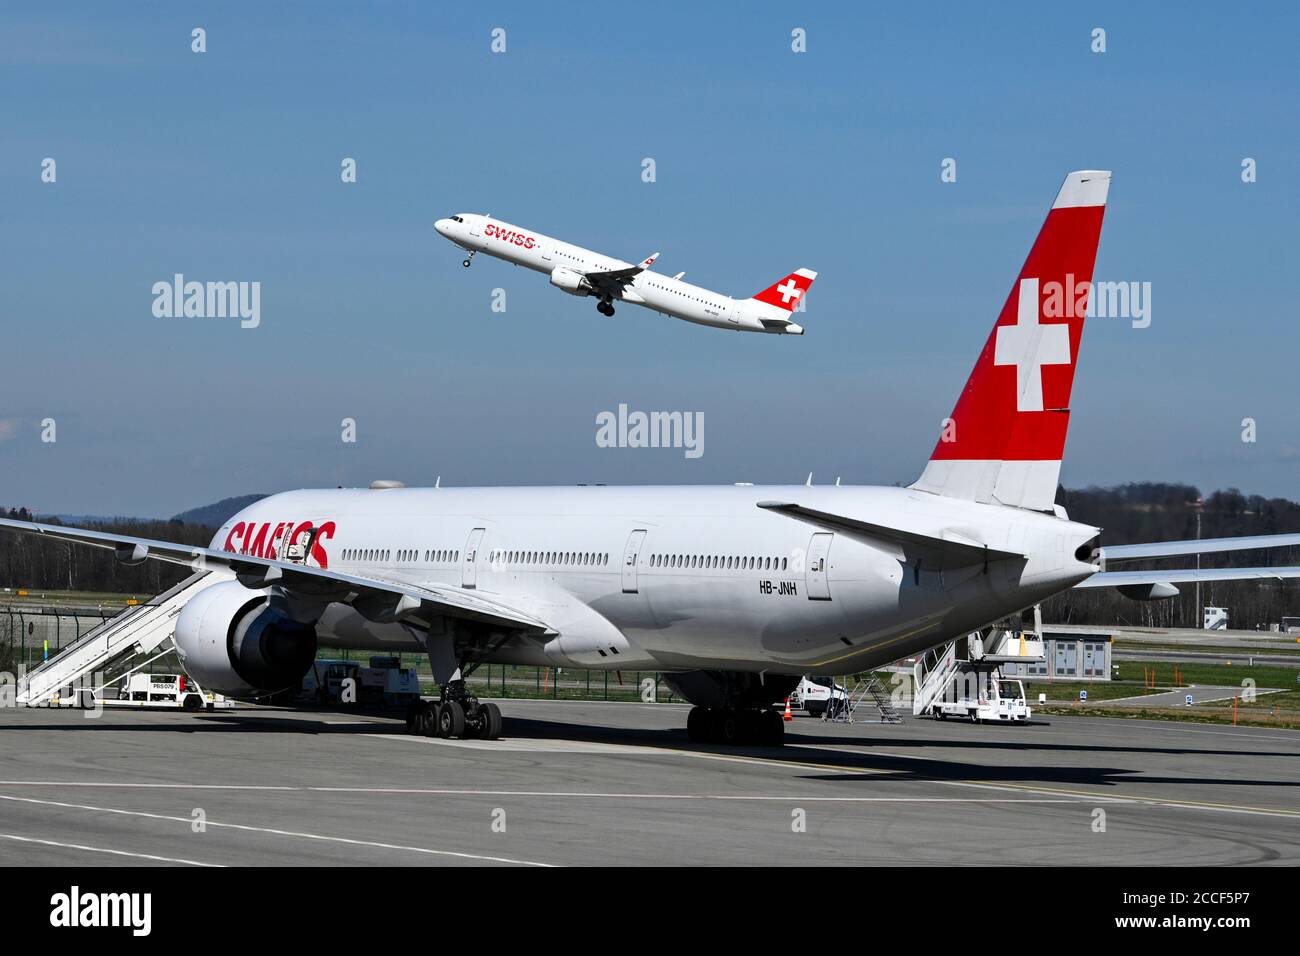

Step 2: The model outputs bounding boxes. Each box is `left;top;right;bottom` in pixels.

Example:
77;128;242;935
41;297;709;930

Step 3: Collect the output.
549;267;592;296
174;580;318;699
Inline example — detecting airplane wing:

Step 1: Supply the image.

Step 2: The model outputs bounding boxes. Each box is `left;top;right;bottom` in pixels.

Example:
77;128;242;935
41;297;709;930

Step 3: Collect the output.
1098;533;1300;564
756;501;1024;568
0;517;552;634
1078;566;1300;588
1076;565;1300;600
583;253;659;296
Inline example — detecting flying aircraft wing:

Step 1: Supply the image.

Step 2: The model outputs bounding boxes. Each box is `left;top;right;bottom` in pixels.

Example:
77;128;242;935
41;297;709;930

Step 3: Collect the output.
0;517;552;634
583;252;660;295
756;501;1024;568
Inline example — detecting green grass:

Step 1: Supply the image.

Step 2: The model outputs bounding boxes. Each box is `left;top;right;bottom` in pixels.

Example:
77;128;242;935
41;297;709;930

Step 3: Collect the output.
1022;680;1158;702
1112;659;1296;689
1114;640;1300;657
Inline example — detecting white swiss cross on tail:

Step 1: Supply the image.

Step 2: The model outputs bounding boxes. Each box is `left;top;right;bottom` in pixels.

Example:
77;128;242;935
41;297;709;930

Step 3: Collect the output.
776;279;802;304
994;277;1071;412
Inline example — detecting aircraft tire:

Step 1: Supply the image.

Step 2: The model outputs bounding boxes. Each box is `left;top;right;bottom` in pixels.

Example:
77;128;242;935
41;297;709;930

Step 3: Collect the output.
478;702;503;740
439;699;467;739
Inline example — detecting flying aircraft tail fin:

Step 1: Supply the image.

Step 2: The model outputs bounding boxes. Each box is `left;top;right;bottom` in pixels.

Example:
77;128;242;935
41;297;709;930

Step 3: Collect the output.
910;170;1111;513
745;268;816;319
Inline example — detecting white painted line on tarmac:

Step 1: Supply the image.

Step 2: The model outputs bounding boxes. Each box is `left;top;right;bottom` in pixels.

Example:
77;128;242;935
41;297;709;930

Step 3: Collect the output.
0;832;223;867
0;793;553;867
0;780;1075;803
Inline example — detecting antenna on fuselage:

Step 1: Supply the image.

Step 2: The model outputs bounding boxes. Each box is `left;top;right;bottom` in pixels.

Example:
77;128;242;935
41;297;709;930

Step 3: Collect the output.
435;475;441;489
805;473;813;487
836;476;841;486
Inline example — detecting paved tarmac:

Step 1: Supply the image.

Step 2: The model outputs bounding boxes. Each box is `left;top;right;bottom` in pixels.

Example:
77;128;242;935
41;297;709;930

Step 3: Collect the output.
1;700;1297;866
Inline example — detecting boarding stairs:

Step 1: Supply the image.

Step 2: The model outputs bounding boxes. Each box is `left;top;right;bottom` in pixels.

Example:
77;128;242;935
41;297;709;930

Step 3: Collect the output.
825;673;903;724
16;570;222;706
911;640;961;716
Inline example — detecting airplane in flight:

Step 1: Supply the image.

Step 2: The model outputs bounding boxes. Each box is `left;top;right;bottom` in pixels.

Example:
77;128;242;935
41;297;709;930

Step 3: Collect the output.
434;213;814;335
9;171;1300;747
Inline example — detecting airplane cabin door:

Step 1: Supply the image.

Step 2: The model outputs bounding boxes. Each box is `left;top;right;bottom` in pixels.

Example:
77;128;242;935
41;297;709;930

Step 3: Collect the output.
541;241;553;261
622;529;647;593
462;527;485;588
806;532;833;601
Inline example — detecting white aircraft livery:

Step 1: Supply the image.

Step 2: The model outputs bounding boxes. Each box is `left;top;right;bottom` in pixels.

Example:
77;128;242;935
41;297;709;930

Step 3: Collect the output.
434;213;814;334
9;171;1300;746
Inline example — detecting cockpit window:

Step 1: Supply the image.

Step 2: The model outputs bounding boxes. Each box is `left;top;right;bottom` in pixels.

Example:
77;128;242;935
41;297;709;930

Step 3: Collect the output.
451;216;464;223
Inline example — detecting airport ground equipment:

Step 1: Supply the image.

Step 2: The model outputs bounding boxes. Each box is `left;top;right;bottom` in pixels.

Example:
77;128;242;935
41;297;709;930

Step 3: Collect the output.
913;619;1044;723
96;671;231;710
16;570;223;706
822;673;903;724
298;656;421;709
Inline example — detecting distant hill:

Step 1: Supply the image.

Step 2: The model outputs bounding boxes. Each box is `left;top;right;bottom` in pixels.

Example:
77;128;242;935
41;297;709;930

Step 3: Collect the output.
172;494;268;528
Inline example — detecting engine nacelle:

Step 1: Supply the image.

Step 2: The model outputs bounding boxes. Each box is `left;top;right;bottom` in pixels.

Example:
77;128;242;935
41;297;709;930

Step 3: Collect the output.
174;580;318;699
549;266;592;297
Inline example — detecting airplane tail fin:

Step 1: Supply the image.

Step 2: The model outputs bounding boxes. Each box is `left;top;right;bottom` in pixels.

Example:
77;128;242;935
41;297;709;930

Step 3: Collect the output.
745;268;816;319
911;170;1111;512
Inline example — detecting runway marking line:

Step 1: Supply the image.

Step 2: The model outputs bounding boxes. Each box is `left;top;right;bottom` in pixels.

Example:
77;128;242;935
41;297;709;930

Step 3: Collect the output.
0;793;553;867
0;781;1074;804
0;832;223;867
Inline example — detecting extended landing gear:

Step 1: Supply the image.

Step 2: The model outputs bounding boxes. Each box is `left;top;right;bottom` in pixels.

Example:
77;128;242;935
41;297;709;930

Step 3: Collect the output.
596;298;615;317
462;251;476;268
686;705;784;747
405;681;503;740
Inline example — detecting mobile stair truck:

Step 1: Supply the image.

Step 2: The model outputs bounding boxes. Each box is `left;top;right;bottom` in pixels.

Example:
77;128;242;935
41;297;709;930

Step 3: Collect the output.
912;618;1043;724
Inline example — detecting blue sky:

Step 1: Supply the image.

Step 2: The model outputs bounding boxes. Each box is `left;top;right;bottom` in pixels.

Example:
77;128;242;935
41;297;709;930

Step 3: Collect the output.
3;2;1298;516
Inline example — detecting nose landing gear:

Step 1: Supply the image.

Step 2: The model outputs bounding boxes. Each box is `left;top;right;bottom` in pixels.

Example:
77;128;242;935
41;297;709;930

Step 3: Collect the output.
462;251;476;268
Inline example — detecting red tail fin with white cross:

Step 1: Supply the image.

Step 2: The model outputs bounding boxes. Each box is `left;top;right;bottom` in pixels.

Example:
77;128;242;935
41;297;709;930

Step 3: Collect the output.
911;170;1110;512
748;268;816;312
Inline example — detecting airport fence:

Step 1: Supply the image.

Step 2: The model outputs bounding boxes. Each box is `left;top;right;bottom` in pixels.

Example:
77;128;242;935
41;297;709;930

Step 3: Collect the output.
1;604;114;672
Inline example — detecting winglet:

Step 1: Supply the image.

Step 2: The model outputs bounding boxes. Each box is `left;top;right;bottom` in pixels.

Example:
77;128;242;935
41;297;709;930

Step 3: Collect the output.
638;252;660;271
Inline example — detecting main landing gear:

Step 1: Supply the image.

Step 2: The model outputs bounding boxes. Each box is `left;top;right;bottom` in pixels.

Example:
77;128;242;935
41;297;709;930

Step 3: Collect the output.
686;706;784;746
596;298;615;317
405;679;503;741
462;251;476;268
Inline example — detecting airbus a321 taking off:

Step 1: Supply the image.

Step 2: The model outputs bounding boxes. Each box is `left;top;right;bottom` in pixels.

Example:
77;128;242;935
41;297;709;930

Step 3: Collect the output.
434;213;814;334
11;171;1300;747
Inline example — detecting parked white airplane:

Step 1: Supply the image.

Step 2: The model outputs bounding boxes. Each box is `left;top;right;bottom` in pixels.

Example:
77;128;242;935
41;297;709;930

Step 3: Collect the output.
9;171;1300;746
434;213;814;334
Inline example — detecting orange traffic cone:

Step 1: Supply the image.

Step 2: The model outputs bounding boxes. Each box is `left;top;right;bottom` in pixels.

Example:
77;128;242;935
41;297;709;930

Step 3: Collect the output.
783;698;794;722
